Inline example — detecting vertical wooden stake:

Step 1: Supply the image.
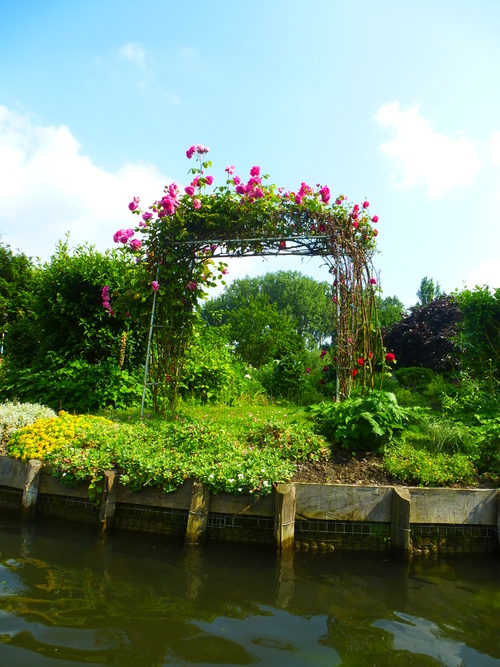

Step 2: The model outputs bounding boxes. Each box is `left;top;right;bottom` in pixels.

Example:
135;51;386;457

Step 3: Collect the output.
274;483;296;552
185;481;210;545
497;490;500;552
99;470;118;534
21;459;43;520
391;486;412;559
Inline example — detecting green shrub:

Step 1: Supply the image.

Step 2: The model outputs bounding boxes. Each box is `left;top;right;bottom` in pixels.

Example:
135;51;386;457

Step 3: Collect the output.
2;358;143;413
306;390;417;453
394;367;435;390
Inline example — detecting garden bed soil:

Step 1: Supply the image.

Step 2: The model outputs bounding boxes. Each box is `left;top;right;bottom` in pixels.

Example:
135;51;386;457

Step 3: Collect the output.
291;451;495;489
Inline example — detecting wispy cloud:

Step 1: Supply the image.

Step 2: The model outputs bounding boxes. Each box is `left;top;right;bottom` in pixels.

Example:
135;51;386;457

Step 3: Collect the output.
118;42;147;67
375;102;481;198
0;106;173;260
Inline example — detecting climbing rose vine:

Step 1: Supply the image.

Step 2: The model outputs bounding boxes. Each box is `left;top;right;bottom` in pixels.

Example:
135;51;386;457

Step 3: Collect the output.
104;145;383;410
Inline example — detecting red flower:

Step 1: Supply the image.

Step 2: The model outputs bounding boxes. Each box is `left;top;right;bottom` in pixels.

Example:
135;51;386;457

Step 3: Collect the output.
320;349;327;358
358;358;364;365
320;378;325;384
369;352;373;359
352;369;358;377
385;352;395;364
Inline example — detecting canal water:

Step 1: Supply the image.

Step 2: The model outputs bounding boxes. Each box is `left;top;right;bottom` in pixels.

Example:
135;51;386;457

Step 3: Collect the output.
0;512;499;666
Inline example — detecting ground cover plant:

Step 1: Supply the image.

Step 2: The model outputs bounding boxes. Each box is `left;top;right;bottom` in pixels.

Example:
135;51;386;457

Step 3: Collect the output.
5;402;330;497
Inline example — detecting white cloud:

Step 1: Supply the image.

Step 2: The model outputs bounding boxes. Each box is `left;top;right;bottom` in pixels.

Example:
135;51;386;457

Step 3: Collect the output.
489;131;500;165
375;102;481;198
0;105;172;261
118;42;147;67
463;260;500;290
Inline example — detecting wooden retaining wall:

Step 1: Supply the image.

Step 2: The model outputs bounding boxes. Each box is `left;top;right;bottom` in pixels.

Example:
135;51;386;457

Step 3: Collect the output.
0;456;499;557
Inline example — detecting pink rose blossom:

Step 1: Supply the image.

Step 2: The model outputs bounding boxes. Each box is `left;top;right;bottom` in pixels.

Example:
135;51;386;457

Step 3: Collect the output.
187;281;197;290
211;244;217;253
250;165;260;177
151;281;159;291
186;145;196;159
236;184;247;195
193;198;201;210
353;221;358;229
233;175;241;185
128;197;140;211
129;239;142;250
295;194;303;205
225;165;235;174
320;349;327;358
142;212;153;222
206;175;213;186
191;177;199;188
369;278;377;285
222;268;229;275
372;215;379;223
184;185;195;196
254;188;264;199
363;200;369;208
169;183;179;198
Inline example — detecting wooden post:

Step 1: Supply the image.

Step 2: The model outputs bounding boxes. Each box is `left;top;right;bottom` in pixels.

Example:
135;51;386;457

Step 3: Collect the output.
21;459;43;520
99;470;118;534
497;490;500;551
391;486;411;558
185;481;210;545
274;483;296;552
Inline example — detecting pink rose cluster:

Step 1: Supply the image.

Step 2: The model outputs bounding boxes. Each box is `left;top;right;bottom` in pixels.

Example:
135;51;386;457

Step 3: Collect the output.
113;228;135;244
284;181;330;207
158;183;180;218
101;286;115;316
234;165;265;202
186;144;209;159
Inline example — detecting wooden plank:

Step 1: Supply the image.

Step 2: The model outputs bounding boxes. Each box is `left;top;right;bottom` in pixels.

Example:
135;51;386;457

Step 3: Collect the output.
391;486;411;558
185;481;210;545
0;456;27;489
409;488;499;525
274;483;296;552
38;474;89;498
21;460;43;519
99;470;118;533
210;492;275;517
295;483;393;522
116;479;194;509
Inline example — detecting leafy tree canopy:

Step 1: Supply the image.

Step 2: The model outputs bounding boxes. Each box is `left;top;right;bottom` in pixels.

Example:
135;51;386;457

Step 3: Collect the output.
200;270;333;347
377;294;406;329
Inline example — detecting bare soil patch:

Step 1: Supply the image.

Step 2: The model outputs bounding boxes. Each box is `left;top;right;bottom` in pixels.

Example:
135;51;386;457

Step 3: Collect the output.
291;452;495;489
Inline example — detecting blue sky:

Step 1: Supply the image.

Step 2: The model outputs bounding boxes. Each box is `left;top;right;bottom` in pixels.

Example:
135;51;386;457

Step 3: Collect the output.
1;0;499;306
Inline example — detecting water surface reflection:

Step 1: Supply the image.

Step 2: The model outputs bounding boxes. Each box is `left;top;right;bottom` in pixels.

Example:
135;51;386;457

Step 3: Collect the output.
0;513;499;666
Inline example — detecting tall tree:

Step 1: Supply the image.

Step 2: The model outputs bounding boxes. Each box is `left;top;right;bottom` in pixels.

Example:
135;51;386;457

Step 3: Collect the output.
416;276;442;307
